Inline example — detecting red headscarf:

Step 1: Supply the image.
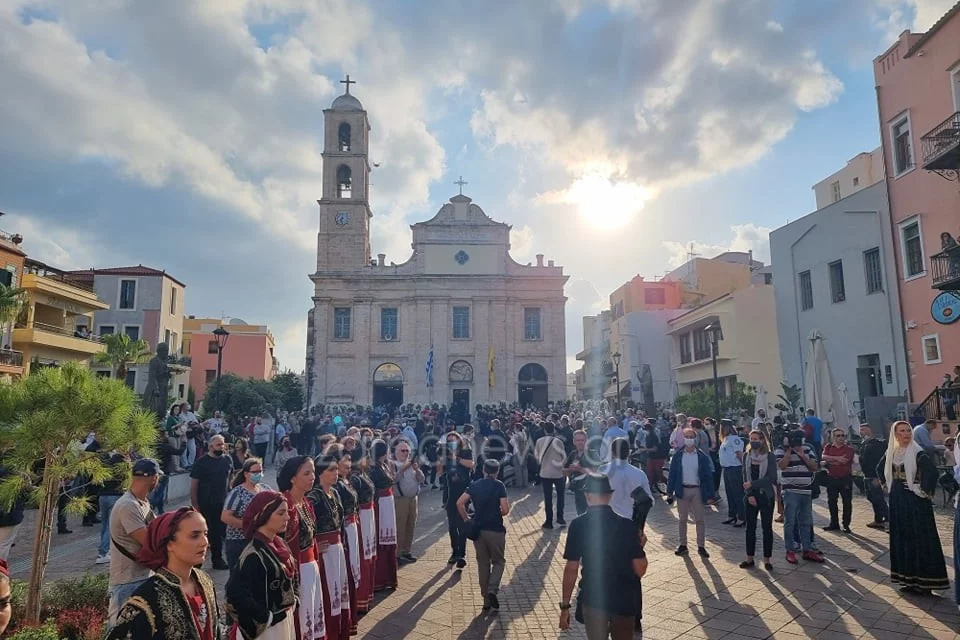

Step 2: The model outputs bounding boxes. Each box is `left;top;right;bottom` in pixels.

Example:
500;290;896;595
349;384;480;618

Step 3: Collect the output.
243;490;296;578
137;507;195;570
0;559;8;579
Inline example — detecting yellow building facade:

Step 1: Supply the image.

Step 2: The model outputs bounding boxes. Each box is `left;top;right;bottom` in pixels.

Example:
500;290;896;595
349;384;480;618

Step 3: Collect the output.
13;259;108;374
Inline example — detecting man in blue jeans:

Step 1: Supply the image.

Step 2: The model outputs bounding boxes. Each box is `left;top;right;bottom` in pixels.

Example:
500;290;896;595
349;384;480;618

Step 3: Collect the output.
775;432;824;564
107;459;160;626
94;450;127;565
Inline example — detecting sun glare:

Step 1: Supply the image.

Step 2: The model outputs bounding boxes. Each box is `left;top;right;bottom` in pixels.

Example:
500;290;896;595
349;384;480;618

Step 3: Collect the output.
562;175;651;230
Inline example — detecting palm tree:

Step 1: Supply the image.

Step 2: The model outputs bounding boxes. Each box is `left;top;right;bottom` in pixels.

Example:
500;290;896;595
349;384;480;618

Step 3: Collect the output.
95;333;152;383
0;284;25;346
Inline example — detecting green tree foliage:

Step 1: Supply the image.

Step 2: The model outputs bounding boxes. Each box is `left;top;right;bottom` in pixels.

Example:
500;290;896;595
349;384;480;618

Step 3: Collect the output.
774;382;802;421
0;363;157;623
203;373;303;418
94;333;152;381
271;371;305;412
674;382;757;419
0;283;25;326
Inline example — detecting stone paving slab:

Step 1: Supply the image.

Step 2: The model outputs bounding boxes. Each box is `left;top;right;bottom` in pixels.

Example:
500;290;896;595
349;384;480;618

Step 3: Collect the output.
11;472;960;639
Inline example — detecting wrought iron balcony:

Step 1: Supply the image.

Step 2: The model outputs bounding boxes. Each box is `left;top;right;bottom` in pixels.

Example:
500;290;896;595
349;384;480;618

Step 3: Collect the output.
931;244;960;290
0;348;23;368
921;111;960;174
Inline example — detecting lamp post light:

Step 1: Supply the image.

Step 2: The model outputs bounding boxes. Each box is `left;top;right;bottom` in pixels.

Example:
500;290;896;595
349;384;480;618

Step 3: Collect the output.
704;322;723;419
612;351;622;413
213;326;230;411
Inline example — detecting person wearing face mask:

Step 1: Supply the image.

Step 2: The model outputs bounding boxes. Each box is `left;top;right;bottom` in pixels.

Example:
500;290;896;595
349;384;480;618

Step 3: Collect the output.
221;457;270;575
739;431;778;571
275;436;300;472
190;434;234;571
438;432;474;568
666;427;716;558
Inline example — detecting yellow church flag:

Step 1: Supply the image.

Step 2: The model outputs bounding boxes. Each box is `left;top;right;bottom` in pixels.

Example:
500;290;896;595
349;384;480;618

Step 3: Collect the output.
488;347;495;388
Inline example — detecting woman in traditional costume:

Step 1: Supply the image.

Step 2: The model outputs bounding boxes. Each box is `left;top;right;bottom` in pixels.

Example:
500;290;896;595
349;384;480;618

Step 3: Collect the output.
349;447;377;612
226;491;297;640
309;455;352;639
335;449;360;631
278;455;326;640
368;440;398;591
879;421;950;594
107;507;222;640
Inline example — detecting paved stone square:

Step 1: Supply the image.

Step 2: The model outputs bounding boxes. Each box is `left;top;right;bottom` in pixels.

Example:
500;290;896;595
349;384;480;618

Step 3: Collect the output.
11;473;960;639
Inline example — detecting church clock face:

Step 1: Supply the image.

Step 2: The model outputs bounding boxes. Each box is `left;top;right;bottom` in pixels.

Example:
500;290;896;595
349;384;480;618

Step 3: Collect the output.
335;212;349;226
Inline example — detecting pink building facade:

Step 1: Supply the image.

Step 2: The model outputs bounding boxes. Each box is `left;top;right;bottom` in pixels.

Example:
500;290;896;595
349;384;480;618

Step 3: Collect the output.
874;4;960;403
189;331;276;403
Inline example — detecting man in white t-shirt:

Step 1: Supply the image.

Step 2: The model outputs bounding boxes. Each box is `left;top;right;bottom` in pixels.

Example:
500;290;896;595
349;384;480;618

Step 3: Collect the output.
599;437;652;521
534;422;568;529
751;409;766;431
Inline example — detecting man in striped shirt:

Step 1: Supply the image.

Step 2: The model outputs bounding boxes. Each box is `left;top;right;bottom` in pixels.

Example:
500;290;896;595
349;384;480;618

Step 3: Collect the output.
775;431;824;564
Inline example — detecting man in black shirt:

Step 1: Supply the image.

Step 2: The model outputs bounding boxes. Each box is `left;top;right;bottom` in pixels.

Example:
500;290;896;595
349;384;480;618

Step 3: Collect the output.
439;433;474;568
190;434;233;570
857;424;888;529
560;474;647;640
458;459;510;611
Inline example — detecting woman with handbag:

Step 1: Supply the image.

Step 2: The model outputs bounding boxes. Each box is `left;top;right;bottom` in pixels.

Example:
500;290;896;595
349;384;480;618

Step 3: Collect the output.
739;431;778;571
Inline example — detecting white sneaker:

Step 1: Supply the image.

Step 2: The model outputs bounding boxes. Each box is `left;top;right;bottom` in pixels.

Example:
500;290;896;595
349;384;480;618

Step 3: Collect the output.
95;554;110;565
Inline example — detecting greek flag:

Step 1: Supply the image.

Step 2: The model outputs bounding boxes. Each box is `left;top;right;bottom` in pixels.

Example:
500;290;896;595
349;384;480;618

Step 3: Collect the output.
425;346;434;388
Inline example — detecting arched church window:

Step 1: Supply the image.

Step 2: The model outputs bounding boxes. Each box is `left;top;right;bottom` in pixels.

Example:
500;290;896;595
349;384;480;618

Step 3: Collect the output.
337;165;352;199
517;363;548;383
338;122;351;151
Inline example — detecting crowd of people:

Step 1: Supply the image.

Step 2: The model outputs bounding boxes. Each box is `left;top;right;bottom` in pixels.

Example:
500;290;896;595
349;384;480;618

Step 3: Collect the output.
4;396;951;640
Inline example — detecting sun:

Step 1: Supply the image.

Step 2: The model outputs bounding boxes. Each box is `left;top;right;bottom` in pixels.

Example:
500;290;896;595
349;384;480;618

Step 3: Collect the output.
561;174;651;230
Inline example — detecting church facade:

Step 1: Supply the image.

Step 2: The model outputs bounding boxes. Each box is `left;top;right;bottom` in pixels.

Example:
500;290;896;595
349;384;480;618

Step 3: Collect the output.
306;82;568;409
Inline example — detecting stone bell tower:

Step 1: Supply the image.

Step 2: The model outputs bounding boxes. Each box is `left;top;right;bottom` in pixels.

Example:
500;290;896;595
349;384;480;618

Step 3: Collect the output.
316;75;372;272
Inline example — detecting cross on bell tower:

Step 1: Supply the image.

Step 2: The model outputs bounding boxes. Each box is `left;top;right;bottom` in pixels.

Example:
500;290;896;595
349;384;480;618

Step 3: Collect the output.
340;74;356;94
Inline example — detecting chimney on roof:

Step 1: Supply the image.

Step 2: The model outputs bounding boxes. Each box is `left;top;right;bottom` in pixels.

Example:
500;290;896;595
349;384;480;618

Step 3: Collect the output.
377;253;386;267
548;260;555;267
536;254;544;267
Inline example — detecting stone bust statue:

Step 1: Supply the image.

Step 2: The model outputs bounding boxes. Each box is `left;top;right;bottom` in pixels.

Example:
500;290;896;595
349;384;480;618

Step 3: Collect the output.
142;342;171;419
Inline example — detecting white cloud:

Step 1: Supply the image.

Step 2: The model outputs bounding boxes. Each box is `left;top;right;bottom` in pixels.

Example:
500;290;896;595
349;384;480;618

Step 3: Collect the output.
4;212;102;270
663;223;773;269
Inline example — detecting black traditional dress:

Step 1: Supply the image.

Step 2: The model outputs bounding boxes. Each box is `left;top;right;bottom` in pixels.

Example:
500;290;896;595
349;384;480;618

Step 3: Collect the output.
336;477;360;631
282;492;326;640
226;537;298;640
308;486;351;640
107;568;222;640
879;450;950;591
349;470;377;611
368;461;398;590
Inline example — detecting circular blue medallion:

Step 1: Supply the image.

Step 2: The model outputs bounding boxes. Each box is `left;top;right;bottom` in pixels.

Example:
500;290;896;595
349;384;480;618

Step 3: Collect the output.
455;250;470;265
931;292;960;324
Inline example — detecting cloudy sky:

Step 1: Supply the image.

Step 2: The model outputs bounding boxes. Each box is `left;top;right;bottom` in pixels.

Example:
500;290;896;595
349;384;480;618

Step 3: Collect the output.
0;0;955;374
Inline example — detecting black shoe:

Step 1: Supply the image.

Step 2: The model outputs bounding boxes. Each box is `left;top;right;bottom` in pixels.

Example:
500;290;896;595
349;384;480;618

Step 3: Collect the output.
698;547;710;559
557;519;567;527
822;525;841;532
739;560;755;569
398;556;411;566
82;521;95;527
58;527;72;534
722;518;736;525
402;553;418;563
456;558;466;569
212;559;229;571
487;593;500;610
665;497;674;505
542;523;553;530
764;562;774;571
865;521;885;530
841;526;852;534
675;545;688;556
732;521;744;528
447;555;457;565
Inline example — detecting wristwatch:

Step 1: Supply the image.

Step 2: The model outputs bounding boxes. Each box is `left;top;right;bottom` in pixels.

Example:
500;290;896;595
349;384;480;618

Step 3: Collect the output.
559;602;572;610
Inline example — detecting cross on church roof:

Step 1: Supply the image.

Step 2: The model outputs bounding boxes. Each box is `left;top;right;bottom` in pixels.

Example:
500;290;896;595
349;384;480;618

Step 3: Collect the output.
455;176;468;195
340;74;356;94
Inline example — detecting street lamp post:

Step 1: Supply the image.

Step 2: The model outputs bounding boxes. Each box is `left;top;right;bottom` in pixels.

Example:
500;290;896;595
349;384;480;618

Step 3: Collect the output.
213;326;230;412
612;351;622;413
704;323;723;419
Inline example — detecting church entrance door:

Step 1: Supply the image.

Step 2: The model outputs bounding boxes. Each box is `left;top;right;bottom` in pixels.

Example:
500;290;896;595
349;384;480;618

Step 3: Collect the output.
517;363;548;409
372;363;404;409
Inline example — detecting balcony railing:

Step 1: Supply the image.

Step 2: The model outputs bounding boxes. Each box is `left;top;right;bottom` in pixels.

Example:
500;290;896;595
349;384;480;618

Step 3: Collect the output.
931;244;960;290
0;349;24;368
23;259;95;293
914;386;951;421
921;111;960;172
16;321;104;343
